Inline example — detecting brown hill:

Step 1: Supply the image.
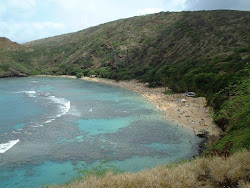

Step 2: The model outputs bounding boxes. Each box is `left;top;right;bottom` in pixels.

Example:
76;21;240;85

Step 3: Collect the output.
0;37;21;50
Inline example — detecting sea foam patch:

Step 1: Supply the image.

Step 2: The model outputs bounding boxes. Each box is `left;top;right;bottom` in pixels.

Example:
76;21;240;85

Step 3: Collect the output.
45;119;55;124
0;139;20;154
14;90;71;124
48;96;71;118
14;91;37;97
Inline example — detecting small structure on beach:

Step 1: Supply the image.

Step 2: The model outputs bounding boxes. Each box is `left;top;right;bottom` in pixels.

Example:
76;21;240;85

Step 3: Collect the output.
89;75;97;78
181;99;187;106
181;99;187;103
185;91;196;97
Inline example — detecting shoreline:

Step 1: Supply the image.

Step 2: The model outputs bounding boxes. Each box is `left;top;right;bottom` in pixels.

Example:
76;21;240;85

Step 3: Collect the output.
35;75;221;139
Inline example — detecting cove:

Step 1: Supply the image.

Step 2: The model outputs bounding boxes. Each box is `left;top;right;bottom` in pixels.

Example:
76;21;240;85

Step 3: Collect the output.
0;77;202;188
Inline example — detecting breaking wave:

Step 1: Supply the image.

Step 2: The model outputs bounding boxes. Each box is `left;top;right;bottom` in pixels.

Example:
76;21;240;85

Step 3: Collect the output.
48;96;71;118
0;139;20;154
13;91;36;97
13;90;71;124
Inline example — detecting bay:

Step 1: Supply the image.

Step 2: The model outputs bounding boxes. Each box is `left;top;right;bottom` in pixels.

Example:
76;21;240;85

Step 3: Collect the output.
0;77;202;188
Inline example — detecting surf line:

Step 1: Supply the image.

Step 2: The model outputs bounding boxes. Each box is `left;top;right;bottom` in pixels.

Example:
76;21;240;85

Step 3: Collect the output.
0;139;20;154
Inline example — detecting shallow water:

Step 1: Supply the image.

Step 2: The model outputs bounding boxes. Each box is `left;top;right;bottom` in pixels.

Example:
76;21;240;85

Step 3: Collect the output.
0;77;202;188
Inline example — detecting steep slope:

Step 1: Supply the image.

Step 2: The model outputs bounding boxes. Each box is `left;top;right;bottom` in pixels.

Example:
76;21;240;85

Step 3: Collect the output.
25;10;250;80
0;37;30;77
0;10;249;153
0;37;20;50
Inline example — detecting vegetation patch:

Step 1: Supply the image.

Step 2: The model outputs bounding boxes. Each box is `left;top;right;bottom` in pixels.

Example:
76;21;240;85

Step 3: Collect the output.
163;90;176;95
51;150;250;188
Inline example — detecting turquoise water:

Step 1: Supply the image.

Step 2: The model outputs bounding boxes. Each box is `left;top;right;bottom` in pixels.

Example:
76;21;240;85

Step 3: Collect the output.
77;118;132;135
0;77;202;188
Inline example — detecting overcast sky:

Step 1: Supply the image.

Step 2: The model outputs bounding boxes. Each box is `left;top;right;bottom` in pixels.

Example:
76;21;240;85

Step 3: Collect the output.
0;0;249;43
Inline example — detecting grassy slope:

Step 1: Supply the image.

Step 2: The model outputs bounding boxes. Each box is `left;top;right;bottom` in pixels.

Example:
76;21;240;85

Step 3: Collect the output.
25;10;250;79
0;10;249;153
51;150;250;188
207;76;250;153
0;37;33;77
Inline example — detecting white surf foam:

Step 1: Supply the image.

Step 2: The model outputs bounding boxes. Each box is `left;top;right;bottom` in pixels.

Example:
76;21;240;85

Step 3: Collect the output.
25;91;36;97
48;96;71;118
15;91;71;125
25;91;36;94
0;139;20;154
45;119;55;124
31;124;43;128
14;91;37;97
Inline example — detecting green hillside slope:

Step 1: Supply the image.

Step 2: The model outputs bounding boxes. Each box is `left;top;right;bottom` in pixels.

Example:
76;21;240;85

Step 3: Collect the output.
0;37;31;77
0;10;249;153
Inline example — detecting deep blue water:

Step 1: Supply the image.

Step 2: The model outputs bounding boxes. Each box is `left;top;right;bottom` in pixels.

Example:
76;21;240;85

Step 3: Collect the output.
0;77;202;188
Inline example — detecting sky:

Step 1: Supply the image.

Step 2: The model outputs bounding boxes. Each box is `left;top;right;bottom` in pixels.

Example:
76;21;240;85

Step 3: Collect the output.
0;0;249;43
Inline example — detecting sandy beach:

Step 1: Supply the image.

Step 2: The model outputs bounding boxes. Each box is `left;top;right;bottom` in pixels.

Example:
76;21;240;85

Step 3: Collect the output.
36;75;221;138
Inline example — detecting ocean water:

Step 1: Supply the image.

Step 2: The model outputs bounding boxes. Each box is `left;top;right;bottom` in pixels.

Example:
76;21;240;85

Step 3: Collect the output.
0;77;202;188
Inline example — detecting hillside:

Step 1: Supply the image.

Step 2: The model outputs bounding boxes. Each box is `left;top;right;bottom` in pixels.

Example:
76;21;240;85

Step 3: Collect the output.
25;10;250;81
0;10;249;153
0;37;30;77
0;37;20;50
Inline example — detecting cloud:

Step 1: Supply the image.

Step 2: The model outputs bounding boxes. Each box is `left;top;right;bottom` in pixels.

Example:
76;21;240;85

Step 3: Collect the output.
0;0;171;42
0;21;66;43
137;8;163;15
164;0;186;11
184;0;250;11
0;0;249;43
0;0;67;43
9;0;36;10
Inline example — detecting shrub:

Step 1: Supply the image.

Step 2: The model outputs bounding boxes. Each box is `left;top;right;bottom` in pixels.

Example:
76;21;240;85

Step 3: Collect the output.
30;70;39;75
76;73;82;78
1;63;10;71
